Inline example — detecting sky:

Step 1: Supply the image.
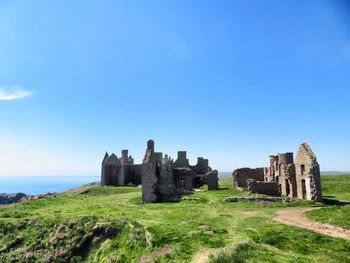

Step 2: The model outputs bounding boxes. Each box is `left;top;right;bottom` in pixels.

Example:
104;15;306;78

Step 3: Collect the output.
0;0;350;175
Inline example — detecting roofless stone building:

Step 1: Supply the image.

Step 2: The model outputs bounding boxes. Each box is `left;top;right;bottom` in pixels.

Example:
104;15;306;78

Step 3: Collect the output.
233;142;322;202
101;139;219;202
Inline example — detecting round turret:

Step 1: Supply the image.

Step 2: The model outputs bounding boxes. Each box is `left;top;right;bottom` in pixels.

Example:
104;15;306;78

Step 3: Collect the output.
278;152;294;165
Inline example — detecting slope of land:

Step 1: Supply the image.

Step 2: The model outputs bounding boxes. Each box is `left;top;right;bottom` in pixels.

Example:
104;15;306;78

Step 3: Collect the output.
305;174;350;230
275;207;350;240
0;176;349;262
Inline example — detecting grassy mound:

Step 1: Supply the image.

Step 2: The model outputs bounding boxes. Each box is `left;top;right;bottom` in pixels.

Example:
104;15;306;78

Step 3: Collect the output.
0;216;146;262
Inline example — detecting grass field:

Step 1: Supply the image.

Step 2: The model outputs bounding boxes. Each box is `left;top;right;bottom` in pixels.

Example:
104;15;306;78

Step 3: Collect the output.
0;176;349;262
306;174;350;230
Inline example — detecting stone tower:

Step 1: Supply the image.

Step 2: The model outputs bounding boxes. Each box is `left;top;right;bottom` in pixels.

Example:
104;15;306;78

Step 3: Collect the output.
142;139;158;202
277;152;297;198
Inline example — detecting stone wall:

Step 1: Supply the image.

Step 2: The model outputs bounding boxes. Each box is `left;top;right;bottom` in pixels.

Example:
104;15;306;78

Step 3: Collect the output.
173;167;196;192
247;179;280;196
130;164;142;185
295;143;322;202
141;162;158;203
203;170;219;190
191;157;210;174
174;151;190;167
157;155;175;196
232;168;265;188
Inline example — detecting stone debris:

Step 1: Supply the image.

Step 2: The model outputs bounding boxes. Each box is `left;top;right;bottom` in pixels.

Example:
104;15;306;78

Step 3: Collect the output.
0;192;56;205
21;193;56;201
0;193;26;205
224;197;296;203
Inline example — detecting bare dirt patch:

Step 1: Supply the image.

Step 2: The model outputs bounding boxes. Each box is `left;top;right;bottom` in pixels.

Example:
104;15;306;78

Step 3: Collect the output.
192;249;211;263
139;244;172;263
274;207;350;240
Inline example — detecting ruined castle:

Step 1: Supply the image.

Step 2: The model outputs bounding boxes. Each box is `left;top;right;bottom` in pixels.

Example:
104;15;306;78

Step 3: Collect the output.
102;140;322;202
233;143;322;202
101;139;219;202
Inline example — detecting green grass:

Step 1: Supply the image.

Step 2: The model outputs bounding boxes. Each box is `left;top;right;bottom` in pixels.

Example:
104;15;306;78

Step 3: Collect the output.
306;174;350;229
306;206;350;229
209;215;350;263
319;174;350;202
240;217;350;263
0;176;349;262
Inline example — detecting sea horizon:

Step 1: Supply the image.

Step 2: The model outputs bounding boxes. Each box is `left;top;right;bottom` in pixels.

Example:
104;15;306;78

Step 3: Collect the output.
0;175;100;195
0;171;348;196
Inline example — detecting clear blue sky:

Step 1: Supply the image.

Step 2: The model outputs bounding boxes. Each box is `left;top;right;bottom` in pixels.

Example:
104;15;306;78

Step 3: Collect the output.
0;0;349;175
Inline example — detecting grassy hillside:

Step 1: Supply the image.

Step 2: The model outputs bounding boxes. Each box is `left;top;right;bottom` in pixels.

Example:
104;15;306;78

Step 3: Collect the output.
0;177;349;262
318;174;350;202
306;174;350;230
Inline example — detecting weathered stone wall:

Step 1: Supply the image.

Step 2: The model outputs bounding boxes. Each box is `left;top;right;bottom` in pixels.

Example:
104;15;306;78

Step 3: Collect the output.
203;170;219;190
121;150;129;165
276;162;297;198
141;140;158;202
173;167;196;192
157;156;175;198
130;164;142;185
101;152;109;186
278;153;294;165
142;162;158;203
102;153;120;186
154;152;163;165
118;165;128;185
295;143;322;202
232;168;265;188
247;179;280;196
174;151;190;167
191;157;210;174
143;140;155;162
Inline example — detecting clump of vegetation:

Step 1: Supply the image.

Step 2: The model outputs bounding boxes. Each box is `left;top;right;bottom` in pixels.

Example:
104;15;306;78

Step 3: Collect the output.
208;240;257;263
0;217;142;262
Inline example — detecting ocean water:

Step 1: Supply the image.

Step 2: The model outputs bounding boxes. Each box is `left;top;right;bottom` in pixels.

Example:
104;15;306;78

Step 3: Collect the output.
0;176;100;195
0;172;231;195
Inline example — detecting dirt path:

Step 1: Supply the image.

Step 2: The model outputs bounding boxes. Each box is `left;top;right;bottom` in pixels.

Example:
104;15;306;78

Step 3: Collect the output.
192;250;211;263
192;206;350;263
274;207;350;240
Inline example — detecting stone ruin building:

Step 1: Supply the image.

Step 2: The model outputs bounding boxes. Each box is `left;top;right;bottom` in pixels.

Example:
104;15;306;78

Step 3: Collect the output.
101;139;219;202
232;142;322;202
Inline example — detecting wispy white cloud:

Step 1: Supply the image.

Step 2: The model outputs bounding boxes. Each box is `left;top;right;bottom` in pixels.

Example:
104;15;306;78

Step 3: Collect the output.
0;86;32;101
